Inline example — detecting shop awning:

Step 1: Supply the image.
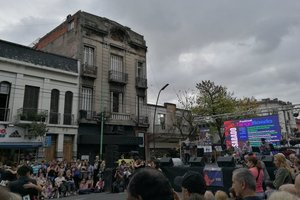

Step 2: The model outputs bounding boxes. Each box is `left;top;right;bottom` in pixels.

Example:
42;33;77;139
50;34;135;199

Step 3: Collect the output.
0;142;43;149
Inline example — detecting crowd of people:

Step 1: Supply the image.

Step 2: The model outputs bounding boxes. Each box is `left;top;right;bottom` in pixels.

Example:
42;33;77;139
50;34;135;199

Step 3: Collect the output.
1;138;300;200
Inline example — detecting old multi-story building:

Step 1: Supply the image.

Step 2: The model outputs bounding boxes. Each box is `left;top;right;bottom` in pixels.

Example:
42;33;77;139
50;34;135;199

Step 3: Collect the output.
147;103;191;158
34;11;148;163
0;39;79;162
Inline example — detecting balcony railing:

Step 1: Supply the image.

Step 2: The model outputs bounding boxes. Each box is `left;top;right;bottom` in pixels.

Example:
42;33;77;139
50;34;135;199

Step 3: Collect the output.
63;113;74;125
111;113;131;120
109;70;128;84
17;108;48;122
81;63;97;78
136;77;147;88
49;112;61;124
0;108;10;122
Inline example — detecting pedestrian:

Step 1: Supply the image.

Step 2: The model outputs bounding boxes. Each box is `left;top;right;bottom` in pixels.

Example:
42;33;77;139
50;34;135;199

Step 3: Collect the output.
127;167;176;200
231;168;261;200
174;171;206;200
246;156;264;199
273;153;293;189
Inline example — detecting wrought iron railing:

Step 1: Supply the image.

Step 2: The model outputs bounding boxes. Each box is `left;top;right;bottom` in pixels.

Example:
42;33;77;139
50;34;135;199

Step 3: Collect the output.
136;77;147;88
17;108;48;122
109;70;128;84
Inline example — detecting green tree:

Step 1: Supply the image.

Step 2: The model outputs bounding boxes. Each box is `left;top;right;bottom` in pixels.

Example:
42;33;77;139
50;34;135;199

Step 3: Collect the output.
194;81;258;145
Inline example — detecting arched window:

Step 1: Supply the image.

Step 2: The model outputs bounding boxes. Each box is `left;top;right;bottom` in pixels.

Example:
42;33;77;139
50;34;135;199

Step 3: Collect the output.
64;91;73;125
50;89;60;124
0;81;11;121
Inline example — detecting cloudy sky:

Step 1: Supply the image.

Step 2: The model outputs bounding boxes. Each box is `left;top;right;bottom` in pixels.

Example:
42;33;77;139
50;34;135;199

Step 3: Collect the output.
1;0;300;106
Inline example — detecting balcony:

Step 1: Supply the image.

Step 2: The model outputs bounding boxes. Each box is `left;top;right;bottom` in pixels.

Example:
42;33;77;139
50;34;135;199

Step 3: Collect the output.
109;70;128;84
78;110;97;124
49;112;61;124
63;113;75;125
0;108;10;122
136;77;147;89
106;112;135;126
17;108;48;123
81;63;97;78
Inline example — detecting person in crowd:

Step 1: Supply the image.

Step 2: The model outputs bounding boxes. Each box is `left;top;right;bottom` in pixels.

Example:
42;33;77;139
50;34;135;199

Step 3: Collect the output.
127;167;177;200
93;156;100;187
78;178;93;195
246;156;264;199
31;160;41;177
3;161;17;182
242;141;253;155
288;153;300;180
174;171;206;200
273;153;293;189
259;138;271;155
279;184;297;196
133;158;145;170
54;171;67;197
204;191;214;200
0;187;21;200
228;187;239;200
231;168;261;200
65;169;76;195
264;180;276;199
215;190;228;200
268;191;298;200
112;167;125;193
8;165;42;200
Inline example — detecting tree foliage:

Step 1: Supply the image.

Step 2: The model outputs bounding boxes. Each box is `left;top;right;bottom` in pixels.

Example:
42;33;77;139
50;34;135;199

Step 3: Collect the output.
175;80;258;145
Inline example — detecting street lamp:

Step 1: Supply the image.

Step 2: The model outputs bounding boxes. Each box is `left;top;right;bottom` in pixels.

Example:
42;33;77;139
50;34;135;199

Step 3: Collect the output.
152;83;169;157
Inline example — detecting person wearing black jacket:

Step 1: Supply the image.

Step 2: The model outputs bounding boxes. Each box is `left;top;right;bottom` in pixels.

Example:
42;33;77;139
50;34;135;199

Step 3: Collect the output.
8;165;42;200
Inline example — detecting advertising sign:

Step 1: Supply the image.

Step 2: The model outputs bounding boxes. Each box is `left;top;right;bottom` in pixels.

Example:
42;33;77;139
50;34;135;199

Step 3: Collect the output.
224;115;281;148
203;167;223;187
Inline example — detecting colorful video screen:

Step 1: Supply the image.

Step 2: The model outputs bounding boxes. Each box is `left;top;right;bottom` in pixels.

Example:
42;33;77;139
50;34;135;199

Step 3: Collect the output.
224;115;281;148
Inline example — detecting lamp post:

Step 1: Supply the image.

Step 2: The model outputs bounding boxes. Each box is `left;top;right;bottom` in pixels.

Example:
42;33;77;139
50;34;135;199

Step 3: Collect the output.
152;83;169;157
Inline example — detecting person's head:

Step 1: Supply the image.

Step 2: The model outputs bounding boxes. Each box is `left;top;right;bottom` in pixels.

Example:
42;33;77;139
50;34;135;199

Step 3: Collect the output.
17;165;32;177
268;191;298;200
215;190;228;200
246;156;258;168
203;191;214;200
232;168;256;198
127;167;174;200
279;184;297;196
274;153;288;168
174;171;206;200
0;187;22;200
261;138;266;144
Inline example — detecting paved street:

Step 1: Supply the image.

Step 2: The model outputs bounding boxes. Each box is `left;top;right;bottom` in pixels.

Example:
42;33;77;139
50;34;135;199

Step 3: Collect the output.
60;192;127;200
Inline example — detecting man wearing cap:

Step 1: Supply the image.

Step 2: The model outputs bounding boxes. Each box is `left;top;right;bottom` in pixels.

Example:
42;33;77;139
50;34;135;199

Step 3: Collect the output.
174;171;206;200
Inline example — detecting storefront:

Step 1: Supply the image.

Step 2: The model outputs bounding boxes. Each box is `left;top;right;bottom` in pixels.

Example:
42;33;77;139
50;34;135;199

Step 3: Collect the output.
0;124;43;163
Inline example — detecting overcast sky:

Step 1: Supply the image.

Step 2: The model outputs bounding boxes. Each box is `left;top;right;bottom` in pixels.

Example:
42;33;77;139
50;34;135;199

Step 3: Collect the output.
1;0;300;106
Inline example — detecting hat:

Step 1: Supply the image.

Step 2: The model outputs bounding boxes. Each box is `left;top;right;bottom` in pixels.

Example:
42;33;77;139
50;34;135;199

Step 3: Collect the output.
174;171;206;195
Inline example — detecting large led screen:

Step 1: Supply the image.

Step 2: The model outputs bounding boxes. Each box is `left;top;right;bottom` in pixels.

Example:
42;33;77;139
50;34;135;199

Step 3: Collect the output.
224;115;281;148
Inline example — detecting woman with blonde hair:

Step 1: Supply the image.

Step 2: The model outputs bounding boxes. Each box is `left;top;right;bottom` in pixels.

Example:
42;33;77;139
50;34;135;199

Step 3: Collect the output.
273;153;293;189
215;190;228;200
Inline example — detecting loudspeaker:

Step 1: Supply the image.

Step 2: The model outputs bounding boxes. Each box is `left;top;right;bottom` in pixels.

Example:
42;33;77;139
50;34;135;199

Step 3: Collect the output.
189;157;205;167
197;148;204;157
262;156;274;167
159;157;173;167
217;156;235;167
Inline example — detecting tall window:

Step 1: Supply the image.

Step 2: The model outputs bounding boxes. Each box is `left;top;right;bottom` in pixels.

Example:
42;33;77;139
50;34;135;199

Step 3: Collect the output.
111;91;123;113
83;46;94;66
110;54;123;72
0;81;10;121
157;113;166;130
137;61;145;78
23;85;39;120
64;91;73;125
50;89;59;124
81;87;93;118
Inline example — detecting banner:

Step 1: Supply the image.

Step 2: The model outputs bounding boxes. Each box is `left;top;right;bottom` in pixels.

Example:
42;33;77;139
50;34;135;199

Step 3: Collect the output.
203;168;223;187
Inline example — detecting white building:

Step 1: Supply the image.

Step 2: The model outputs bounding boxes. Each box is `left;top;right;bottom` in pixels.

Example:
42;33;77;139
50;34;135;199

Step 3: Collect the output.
0;39;79;162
